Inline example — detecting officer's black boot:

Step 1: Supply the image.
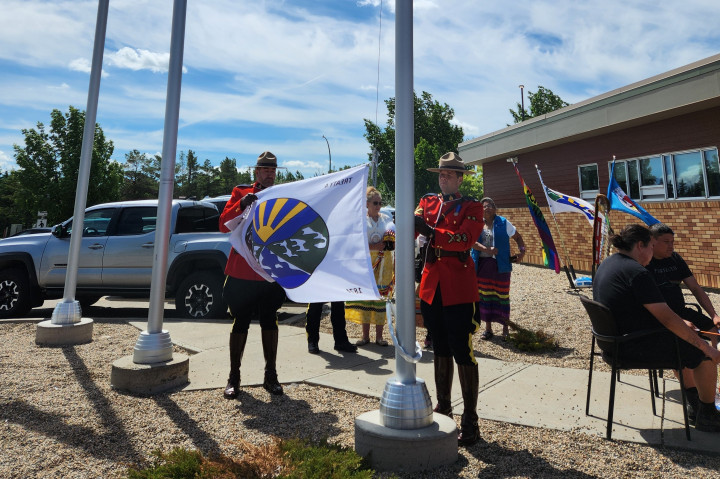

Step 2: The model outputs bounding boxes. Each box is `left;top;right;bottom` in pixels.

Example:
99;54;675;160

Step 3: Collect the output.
457;363;480;446
261;329;284;395
433;355;454;418
223;332;247;399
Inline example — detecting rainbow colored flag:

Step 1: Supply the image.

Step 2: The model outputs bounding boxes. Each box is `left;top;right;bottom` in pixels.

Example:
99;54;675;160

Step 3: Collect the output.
512;161;561;273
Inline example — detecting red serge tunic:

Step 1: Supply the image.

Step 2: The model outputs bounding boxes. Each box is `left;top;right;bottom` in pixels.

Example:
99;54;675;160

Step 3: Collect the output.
415;193;484;306
219;182;267;280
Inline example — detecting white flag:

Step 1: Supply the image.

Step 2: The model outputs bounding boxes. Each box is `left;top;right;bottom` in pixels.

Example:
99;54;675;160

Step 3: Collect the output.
537;169;596;228
227;165;380;302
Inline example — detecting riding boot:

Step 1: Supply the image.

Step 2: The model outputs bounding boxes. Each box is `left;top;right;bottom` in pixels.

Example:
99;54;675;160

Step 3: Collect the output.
223;332;247;399
261;329;284;395
433;355;454;418
457;363;480;446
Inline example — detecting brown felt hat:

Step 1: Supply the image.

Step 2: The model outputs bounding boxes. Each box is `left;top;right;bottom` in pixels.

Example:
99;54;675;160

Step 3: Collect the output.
255;151;280;168
427;152;475;175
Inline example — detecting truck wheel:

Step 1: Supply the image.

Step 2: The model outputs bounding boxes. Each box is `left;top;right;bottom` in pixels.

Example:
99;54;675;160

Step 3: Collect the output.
175;272;226;319
0;268;32;319
78;296;102;309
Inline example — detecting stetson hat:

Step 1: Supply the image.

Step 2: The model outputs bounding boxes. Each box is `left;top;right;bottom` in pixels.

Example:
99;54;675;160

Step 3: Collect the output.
254;151;279;168
427;152;475;175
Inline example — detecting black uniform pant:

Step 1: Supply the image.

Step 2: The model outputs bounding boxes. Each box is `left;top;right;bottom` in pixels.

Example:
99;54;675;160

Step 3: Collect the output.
305;301;350;344
224;276;286;334
420;287;479;365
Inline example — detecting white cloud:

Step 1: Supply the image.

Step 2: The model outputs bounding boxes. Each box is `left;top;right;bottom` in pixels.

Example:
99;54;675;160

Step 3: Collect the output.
106;47;182;73
69;58;91;73
1;0;719;180
0;150;14;172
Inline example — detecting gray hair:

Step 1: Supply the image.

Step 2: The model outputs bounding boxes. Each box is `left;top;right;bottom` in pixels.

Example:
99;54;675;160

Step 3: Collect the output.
480;197;496;209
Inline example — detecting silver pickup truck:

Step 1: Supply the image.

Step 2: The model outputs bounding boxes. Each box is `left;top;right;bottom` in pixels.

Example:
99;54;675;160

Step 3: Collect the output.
0;199;232;320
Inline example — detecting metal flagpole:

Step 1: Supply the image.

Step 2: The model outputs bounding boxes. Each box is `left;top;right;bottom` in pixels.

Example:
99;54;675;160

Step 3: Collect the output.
378;0;432;430
535;164;576;289
50;0;109;325
133;0;187;363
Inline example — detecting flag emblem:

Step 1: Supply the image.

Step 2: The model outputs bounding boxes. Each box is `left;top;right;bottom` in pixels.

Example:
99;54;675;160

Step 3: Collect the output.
247;197;329;289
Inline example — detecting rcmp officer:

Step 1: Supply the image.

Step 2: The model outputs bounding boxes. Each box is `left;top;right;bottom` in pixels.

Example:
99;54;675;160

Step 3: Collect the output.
414;152;484;446
220;151;286;399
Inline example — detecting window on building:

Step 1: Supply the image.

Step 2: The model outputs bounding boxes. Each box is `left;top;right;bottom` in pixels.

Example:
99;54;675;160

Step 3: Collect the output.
578;163;598;200
610;147;720;201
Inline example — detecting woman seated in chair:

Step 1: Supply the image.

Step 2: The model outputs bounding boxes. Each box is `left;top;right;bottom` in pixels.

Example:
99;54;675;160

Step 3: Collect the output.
593;224;720;432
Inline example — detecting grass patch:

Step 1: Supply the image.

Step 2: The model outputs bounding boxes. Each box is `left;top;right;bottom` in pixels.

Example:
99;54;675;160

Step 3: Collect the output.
124;437;379;479
507;320;559;352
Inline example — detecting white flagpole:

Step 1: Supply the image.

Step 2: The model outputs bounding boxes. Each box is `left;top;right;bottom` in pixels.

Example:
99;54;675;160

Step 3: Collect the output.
133;0;187;363
378;0;433;430
50;0;109;325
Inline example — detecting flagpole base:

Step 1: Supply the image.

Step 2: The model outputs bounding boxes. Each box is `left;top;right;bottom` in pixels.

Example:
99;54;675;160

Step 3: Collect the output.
379;376;433;429
355;410;457;472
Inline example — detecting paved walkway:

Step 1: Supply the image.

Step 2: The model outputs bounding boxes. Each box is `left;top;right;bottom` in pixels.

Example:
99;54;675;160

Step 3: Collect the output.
124;304;720;455
9;298;720;454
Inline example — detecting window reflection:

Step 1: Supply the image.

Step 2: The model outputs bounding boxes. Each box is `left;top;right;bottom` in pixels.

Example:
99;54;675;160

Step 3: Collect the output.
674;151;705;198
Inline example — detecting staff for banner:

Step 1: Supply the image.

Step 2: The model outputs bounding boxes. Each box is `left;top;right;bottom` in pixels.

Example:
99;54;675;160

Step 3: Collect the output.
535;164;577;289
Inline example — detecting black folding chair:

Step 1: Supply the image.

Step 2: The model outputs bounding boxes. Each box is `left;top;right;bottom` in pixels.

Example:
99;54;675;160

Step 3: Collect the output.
579;296;691;440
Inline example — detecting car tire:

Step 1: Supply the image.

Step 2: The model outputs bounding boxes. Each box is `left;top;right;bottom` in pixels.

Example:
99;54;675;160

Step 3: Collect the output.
0;268;32;319
175;272;226;319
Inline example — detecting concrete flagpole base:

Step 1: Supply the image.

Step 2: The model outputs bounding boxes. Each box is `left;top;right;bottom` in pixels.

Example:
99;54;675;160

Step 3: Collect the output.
35;318;94;346
110;354;189;394
355;410;458;472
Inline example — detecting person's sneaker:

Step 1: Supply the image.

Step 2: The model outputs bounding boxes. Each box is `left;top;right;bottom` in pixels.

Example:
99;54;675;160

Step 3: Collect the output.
334;341;358;353
308;341;320;354
694;401;720;432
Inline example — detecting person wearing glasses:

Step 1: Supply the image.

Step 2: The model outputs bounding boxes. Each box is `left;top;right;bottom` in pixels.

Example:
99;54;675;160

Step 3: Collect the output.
414;152;484;446
345;186;394;346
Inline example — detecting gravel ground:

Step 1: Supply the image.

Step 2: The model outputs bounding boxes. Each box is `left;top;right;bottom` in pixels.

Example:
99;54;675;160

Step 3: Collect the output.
2;264;720;478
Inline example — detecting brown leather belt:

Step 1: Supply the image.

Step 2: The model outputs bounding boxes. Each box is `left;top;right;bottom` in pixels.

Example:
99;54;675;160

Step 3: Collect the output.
434;249;470;260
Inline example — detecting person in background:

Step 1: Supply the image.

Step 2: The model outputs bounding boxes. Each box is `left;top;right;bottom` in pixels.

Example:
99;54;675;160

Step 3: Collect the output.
471;197;525;341
220;151;286;400
345;186;394;347
415;152;484;446
305;301;358;354
646;222;720;422
594;224;720;432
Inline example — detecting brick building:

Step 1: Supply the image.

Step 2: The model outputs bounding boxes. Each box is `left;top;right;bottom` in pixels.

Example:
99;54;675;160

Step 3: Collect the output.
458;54;720;289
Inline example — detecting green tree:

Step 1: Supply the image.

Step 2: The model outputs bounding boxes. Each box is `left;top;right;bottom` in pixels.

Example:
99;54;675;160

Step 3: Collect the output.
121;149;160;200
13;106;121;224
459;165;484;199
364;91;465;203
510;86;570;123
0;171;24;236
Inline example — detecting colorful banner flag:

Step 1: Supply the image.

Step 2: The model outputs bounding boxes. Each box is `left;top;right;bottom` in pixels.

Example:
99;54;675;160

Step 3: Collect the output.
607;161;660;226
225;165;380;302
511;162;561;273
537;170;596;228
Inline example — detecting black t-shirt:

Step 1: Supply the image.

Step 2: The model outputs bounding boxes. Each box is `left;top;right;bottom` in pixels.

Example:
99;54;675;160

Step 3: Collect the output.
645;252;692;313
593;253;665;334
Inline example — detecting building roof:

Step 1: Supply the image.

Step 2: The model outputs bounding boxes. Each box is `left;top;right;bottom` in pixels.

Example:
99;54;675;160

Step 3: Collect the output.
458;53;720;166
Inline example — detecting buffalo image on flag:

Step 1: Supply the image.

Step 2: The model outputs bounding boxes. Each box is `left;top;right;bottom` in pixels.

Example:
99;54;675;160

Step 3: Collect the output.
244;197;329;289
227;164;381;303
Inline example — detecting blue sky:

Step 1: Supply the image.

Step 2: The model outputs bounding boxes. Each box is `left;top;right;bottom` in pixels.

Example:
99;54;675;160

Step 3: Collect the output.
1;0;719;178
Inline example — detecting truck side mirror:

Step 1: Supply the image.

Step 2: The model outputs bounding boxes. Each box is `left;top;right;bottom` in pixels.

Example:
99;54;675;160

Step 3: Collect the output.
52;224;67;238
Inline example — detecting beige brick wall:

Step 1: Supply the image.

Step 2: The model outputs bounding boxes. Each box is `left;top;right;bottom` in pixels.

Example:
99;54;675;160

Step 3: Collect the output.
498;200;720;289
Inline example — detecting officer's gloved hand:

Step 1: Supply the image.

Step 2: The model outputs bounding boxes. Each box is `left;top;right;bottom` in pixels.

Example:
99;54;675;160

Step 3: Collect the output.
414;215;434;237
240;194;258;209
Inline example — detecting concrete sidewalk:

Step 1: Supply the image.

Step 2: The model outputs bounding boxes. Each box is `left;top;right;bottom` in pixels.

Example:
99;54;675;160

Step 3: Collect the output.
10;297;718;454
124;308;720;455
